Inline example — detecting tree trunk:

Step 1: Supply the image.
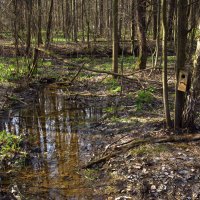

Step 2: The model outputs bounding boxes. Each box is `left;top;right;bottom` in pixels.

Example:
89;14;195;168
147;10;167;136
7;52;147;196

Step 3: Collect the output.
174;0;188;130
94;0;98;43
65;0;71;40
86;0;90;48
99;0;104;36
26;0;32;55
72;0;77;42
118;0;124;42
81;0;85;42
46;0;54;48
112;0;119;77
162;0;172;128
136;0;147;69
167;0;175;42
13;0;20;73
38;0;43;45
182;23;200;129
153;0;161;68
131;0;135;55
153;0;157;40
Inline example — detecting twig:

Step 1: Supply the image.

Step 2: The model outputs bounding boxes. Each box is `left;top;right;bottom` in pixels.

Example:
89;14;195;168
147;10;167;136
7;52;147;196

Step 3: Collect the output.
98;74;109;84
69;63;85;84
102;134;130;156
6;95;27;105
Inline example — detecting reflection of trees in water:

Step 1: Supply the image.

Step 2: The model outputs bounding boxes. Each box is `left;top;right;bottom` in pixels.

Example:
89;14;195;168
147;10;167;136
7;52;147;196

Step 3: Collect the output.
1;87;103;198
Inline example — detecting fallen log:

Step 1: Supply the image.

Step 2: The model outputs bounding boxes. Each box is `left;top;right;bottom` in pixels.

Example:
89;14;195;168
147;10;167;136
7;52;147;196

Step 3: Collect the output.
35;47;160;84
82;133;200;169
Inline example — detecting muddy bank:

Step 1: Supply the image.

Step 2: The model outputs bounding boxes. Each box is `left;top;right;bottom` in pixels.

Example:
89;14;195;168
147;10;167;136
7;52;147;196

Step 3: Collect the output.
0;77;200;199
0;39;176;60
0;77;56;111
0;42;199;199
0;84;113;199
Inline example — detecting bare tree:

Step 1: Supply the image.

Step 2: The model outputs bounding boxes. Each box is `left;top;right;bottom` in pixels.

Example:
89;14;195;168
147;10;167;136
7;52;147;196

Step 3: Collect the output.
183;22;200;129
162;0;172;128
46;0;54;47
135;0;147;69
112;0;119;77
174;0;189;129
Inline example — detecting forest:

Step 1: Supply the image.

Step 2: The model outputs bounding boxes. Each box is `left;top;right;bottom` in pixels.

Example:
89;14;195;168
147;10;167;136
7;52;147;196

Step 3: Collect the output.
0;0;200;199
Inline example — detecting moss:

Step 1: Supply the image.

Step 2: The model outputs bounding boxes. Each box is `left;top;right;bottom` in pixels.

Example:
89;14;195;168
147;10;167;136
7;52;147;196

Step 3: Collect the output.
83;169;99;181
130;144;168;156
104;186;118;195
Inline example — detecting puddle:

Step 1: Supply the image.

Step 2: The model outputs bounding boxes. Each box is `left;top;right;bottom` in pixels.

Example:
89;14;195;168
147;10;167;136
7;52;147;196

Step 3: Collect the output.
0;85;105;199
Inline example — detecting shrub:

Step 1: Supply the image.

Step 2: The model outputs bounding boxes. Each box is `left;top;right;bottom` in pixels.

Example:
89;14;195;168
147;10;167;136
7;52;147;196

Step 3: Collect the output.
135;87;154;110
0;131;26;167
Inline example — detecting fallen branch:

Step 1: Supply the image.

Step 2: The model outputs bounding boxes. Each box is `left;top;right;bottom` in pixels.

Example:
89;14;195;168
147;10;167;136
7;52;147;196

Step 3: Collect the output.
35;47;159;84
83;133;200;169
69;63;85;84
125;67;157;76
0;99;7;110
6;95;27;105
0;91;13;110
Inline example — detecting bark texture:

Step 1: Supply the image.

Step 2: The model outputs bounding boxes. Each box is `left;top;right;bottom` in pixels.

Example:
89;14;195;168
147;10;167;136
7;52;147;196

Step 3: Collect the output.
136;0;147;69
183;25;200;129
174;0;188;129
112;0;119;77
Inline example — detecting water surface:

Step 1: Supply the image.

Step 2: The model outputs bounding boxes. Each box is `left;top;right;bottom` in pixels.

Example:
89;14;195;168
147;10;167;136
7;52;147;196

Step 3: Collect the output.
0;85;104;199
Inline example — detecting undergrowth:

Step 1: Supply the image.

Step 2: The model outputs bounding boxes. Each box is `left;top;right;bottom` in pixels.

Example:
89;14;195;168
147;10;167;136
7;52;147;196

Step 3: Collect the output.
135;87;155;110
0;131;26;168
131;144;168;156
0;57;53;82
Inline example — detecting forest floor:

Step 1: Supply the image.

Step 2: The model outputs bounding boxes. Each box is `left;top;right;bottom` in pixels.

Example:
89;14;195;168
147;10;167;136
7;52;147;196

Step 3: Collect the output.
0;41;200;199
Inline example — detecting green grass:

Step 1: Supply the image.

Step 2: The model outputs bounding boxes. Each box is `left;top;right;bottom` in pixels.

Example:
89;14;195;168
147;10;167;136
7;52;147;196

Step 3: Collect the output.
168;56;176;63
53;36;66;43
83;169;99;181
135;87;155;110
0;32;13;39
130;144;168;156
0;57;27;81
0;131;26;166
0;57;53;82
69;55;137;72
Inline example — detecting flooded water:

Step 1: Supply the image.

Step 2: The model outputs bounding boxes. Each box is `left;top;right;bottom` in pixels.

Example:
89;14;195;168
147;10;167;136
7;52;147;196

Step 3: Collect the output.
0;85;105;199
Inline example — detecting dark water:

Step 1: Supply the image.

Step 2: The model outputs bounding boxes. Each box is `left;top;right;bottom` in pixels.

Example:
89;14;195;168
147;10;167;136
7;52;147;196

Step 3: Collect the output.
0;85;104;200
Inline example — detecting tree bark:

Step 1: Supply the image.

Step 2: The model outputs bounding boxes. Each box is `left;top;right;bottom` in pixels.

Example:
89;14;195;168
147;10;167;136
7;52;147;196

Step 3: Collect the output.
65;0;71;40
26;0;32;55
153;0;161;68
46;0;54;48
136;0;147;69
81;0;85;42
182;23;200;129
99;0;104;36
174;0;188;130
72;0;77;42
38;0;43;45
153;0;158;40
162;0;172;128
167;0;175;41
112;0;119;77
13;0;20;73
131;0;135;55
